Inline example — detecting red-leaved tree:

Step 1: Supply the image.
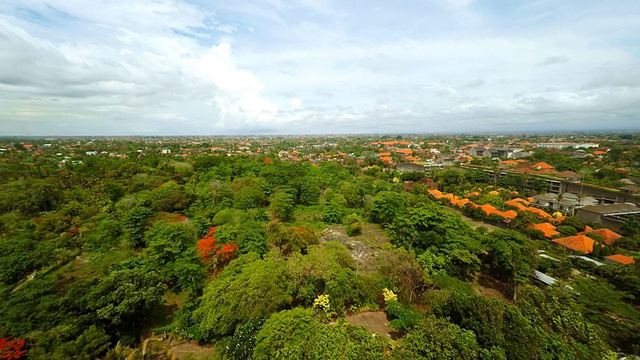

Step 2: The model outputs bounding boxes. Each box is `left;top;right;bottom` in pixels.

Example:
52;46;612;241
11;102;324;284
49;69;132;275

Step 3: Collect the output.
0;335;27;360
197;227;238;270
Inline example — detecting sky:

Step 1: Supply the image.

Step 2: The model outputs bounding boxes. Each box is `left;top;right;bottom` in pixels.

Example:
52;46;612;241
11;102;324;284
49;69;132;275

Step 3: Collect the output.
1;0;639;135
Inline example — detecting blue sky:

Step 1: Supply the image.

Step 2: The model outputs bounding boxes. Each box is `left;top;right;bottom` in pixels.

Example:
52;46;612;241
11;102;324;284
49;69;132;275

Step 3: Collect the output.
1;0;639;135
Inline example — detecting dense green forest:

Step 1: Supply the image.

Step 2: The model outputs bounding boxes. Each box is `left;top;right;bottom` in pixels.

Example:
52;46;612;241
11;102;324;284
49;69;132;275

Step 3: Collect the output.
1;140;640;359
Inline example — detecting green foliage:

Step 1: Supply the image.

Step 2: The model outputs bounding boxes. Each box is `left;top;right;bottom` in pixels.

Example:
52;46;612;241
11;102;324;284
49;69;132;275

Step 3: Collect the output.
595;263;640;304
226;319;265;360
144;221;204;292
557;225;578;237
270;191;295;222
0;179;63;215
286;242;377;311
253;308;315;359
87;267;167;339
369;191;406;225
517;285;610;358
386;300;421;331
375;247;427;303
122;206;153;247
322;202;343;224
419;246;481;281
194;253;292;339
345;213;362;236
572;278;640;352
236;221;269;256
212;208;241;226
433;291;560;360
266;222;318;255
386;201;480;255
27;325;111;360
233;180;267;210
482;229;535;297
149;181;192;212
417;250;448;277
254;308;386;360
0;233;53;285
561;217;586;233
340;182;366;208
393;315;500;360
621;217;640;236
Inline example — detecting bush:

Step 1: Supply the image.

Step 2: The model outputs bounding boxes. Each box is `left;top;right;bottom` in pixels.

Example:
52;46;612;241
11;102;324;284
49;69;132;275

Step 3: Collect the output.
556;225;577;237
345;214;362;237
385;300;421;332
322;202;342;224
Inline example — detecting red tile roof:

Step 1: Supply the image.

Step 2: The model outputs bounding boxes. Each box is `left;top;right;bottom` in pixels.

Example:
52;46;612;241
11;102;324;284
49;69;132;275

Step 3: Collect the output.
552;234;597;254
605;254;635;265
585;228;622;245
532;162;554;170
529;223;560;238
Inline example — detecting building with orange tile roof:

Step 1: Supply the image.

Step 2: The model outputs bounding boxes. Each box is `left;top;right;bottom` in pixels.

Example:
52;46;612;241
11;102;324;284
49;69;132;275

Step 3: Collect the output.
552;234;598;254
505;199;528;211
479;204;518;221
452;198;471;207
604;254;635;265
532;162;554;170
488;190;500;195
525;207;553;220
529;223;560;238
584;228;622;245
395;149;413;155
501;160;518;165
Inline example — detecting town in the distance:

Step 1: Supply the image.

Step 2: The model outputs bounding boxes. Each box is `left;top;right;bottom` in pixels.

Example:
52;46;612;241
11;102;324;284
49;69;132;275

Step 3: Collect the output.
1;132;639;359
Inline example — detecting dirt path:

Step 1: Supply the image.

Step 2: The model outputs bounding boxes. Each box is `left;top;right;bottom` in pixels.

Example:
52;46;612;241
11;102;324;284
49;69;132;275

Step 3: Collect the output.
459;213;500;231
169;342;215;359
345;311;396;339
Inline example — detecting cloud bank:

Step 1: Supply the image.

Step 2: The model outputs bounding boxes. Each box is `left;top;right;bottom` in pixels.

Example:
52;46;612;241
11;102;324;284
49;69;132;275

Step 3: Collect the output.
1;0;639;135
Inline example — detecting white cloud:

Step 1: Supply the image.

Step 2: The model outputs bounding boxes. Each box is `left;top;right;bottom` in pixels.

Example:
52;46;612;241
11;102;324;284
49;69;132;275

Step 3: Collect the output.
0;0;639;134
444;0;476;10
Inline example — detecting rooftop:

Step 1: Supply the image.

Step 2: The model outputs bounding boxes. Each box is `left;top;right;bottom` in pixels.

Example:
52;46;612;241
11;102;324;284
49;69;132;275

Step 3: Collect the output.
579;203;640;215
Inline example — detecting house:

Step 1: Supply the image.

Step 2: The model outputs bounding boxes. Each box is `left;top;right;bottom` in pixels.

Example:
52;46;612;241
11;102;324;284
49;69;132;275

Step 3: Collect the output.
529;223;560;238
552;234;598;254
559;171;581;182
531;270;557;286
577;203;640;233
396;163;426;173
536;142;576;149
501;160;518;166
573;149;587;158
584;227;622;245
532;193;557;208
468;147;487;157
482;147;511;159
567;255;605;266
395;149;413;157
604;254;635;265
532;162;554;170
510;151;532;159
619;184;640;195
